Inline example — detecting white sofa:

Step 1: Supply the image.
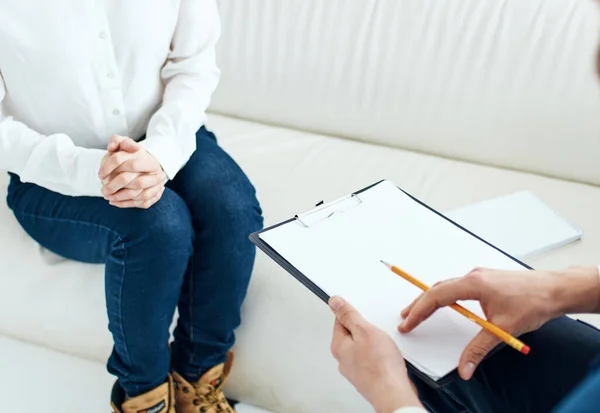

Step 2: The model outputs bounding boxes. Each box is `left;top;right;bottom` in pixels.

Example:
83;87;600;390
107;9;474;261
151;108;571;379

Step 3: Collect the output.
2;1;600;412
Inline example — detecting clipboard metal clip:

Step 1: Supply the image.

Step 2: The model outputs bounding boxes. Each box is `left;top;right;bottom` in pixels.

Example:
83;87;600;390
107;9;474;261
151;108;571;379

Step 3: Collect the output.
295;193;363;228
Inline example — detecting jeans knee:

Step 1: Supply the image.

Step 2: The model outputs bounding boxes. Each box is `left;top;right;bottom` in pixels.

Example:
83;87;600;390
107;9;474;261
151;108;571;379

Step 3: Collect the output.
193;171;263;236
216;180;263;236
123;189;194;258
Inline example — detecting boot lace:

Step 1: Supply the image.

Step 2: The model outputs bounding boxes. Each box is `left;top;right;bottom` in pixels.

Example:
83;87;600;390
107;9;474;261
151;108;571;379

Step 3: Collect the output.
175;379;234;413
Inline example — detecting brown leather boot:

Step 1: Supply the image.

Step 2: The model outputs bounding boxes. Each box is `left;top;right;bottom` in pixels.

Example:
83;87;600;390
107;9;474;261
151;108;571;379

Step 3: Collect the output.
173;351;236;413
111;375;176;413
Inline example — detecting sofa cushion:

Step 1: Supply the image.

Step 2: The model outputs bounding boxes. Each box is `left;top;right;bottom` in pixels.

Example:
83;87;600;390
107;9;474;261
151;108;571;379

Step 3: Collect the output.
1;114;599;412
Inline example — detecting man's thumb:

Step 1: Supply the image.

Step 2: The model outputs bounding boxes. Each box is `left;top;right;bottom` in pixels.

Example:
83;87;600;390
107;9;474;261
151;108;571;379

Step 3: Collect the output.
459;331;500;380
329;296;365;333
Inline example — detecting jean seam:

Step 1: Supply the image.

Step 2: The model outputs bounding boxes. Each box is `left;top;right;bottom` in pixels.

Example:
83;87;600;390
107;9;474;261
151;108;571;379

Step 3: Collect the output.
188;257;196;368
10;207;135;389
116;242;136;395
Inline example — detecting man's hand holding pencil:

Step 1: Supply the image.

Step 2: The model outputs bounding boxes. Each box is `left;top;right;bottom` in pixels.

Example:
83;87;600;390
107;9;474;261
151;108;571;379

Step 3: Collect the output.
329;263;600;412
398;265;600;380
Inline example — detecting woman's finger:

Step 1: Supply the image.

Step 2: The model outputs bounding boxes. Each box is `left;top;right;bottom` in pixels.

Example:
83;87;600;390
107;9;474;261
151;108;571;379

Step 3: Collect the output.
102;172;140;196
110;186;164;209
139;187;165;209
98;152;135;179
126;171;166;190
134;184;163;202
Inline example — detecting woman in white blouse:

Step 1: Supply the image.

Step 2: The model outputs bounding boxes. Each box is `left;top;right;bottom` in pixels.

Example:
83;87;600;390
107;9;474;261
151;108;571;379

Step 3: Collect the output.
0;2;262;413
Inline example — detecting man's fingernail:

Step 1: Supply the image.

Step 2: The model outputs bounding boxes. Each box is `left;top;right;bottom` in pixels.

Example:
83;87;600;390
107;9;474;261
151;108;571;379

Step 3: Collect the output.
462;362;476;380
329;296;344;311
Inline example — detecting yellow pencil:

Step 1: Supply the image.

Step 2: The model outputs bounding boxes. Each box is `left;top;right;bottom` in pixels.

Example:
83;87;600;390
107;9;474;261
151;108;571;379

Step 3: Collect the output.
381;260;530;355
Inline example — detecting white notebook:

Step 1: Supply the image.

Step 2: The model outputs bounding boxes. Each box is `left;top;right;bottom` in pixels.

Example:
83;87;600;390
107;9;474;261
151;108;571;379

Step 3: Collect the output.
254;180;528;380
446;191;582;259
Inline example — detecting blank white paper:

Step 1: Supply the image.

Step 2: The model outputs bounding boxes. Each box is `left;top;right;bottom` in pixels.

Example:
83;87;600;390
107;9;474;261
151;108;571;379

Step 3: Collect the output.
260;180;527;380
446;190;582;259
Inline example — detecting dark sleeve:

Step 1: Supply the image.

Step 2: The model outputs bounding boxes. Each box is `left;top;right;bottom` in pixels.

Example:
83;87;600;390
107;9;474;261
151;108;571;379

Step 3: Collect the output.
553;361;600;413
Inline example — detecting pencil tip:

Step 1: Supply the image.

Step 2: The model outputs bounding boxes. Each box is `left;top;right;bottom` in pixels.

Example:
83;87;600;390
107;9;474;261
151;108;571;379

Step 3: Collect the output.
380;260;392;269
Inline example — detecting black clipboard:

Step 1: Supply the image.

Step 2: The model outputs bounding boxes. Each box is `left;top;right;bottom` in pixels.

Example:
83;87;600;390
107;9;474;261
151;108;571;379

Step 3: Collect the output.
249;180;532;388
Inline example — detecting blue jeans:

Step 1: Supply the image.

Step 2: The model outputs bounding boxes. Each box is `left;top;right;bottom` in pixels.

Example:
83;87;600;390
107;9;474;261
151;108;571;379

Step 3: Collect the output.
409;317;600;412
6;127;263;397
